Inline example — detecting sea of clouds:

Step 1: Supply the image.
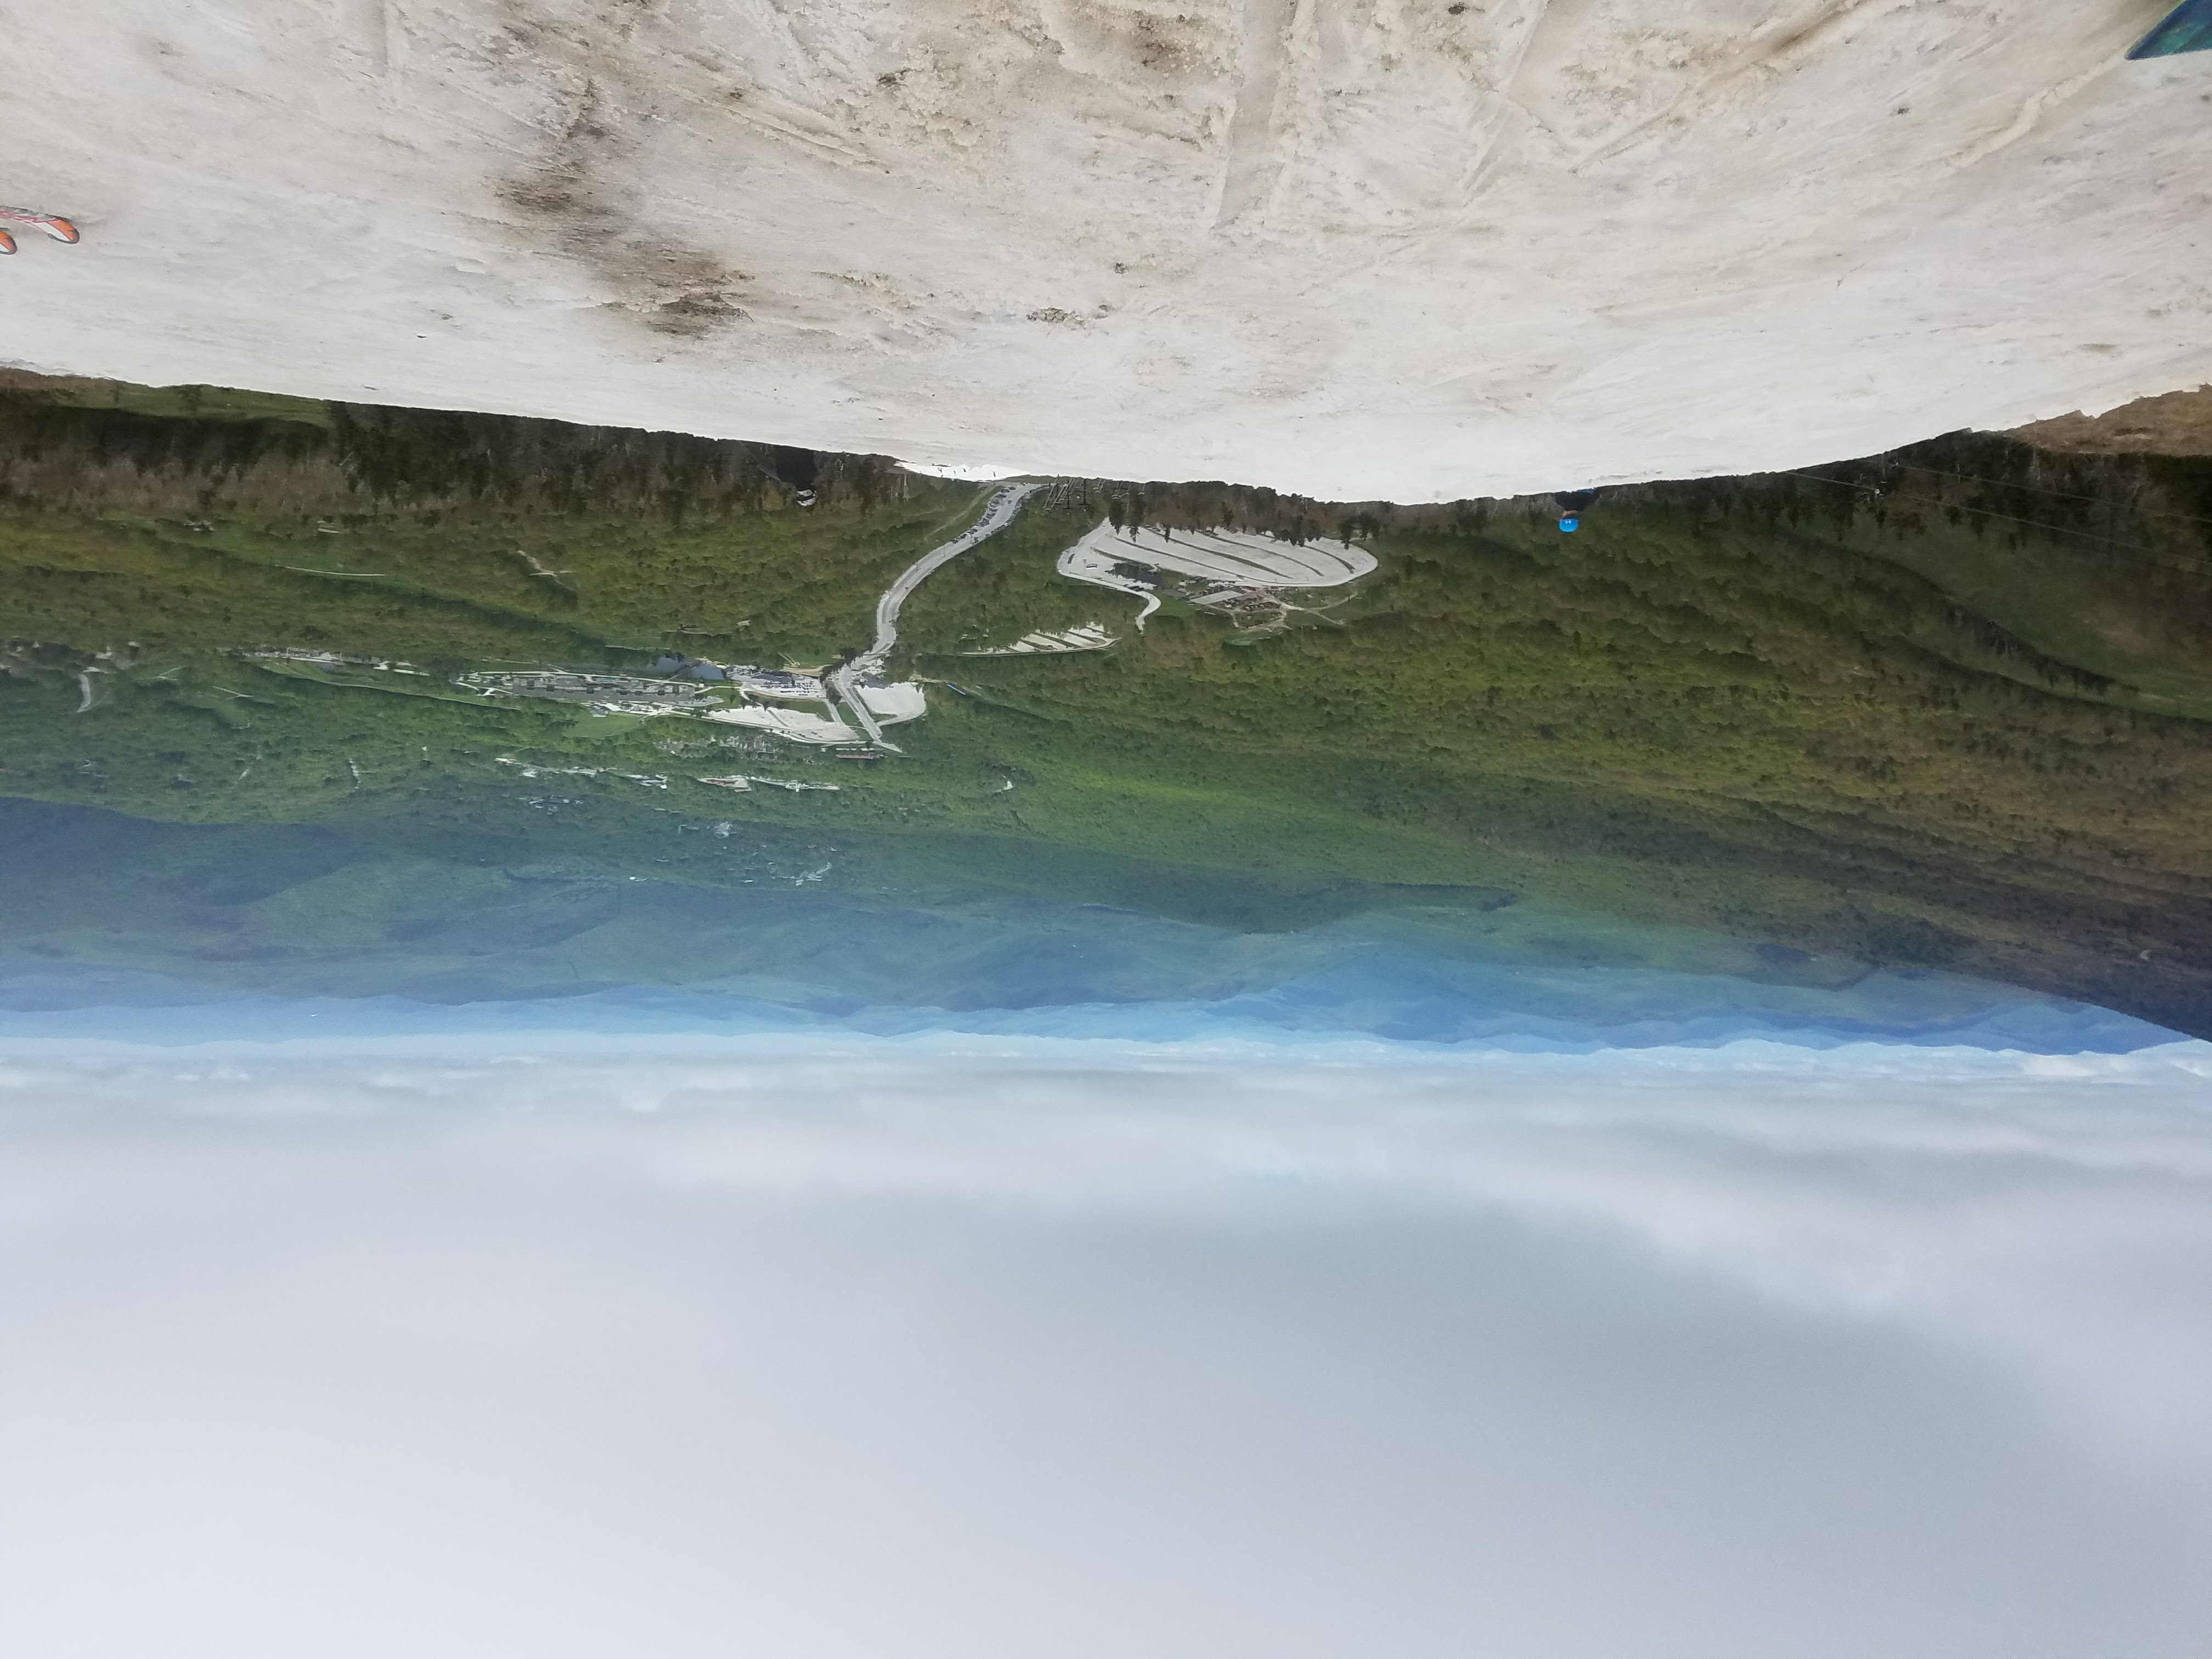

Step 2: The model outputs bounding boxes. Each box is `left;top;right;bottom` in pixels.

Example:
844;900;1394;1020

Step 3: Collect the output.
3;1035;2209;1658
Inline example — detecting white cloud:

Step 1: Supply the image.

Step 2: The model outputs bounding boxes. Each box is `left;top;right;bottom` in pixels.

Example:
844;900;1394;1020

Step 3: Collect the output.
2;1037;2210;1659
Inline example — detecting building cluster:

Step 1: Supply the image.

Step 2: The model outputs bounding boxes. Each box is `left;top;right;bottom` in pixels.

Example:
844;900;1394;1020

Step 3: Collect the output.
460;670;720;715
456;658;924;753
695;774;841;793
243;648;430;676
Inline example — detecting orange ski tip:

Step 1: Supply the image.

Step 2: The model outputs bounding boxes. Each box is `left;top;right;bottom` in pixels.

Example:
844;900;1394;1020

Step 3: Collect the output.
0;230;15;255
0;209;78;242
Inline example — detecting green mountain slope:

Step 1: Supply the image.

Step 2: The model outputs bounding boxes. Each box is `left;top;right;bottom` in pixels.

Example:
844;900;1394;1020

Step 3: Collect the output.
4;377;2209;1031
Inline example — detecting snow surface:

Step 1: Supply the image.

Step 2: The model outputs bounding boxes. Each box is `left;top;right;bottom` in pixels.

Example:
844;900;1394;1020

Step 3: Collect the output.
2;0;2208;499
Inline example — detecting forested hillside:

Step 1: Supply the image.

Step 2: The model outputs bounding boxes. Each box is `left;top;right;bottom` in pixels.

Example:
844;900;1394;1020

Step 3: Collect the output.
5;376;2210;1031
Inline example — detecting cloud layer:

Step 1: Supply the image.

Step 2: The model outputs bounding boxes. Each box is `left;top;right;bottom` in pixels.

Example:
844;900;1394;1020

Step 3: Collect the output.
4;1037;2210;1659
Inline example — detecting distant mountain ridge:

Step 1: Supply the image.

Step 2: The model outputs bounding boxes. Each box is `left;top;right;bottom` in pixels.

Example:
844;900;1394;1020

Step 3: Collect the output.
0;797;2175;1056
0;958;2171;1057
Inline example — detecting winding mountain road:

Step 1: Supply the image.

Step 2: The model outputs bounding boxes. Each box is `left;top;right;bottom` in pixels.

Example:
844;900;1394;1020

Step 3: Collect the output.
830;482;1041;749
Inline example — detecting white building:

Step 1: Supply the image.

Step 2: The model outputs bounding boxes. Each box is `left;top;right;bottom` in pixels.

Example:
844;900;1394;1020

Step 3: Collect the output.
726;667;828;701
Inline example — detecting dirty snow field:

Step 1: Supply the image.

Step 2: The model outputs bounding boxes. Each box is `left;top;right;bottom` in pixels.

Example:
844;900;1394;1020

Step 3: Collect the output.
1;0;2207;498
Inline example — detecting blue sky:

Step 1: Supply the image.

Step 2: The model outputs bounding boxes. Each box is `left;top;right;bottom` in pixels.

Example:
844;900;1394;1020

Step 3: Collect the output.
4;1035;2210;1658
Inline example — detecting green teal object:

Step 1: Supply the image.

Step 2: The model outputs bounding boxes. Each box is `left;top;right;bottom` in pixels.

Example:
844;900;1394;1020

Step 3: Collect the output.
2128;0;2212;58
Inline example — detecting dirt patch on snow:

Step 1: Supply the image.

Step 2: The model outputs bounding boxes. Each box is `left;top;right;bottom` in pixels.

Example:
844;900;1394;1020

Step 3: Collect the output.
2007;387;2212;457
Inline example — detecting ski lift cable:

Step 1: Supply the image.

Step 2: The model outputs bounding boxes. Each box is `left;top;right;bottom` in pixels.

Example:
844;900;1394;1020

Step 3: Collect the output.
1784;470;2212;574
1794;469;2210;572
1873;459;2212;529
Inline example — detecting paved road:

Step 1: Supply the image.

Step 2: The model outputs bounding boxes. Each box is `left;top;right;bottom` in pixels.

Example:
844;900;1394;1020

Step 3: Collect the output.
830;482;1042;749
